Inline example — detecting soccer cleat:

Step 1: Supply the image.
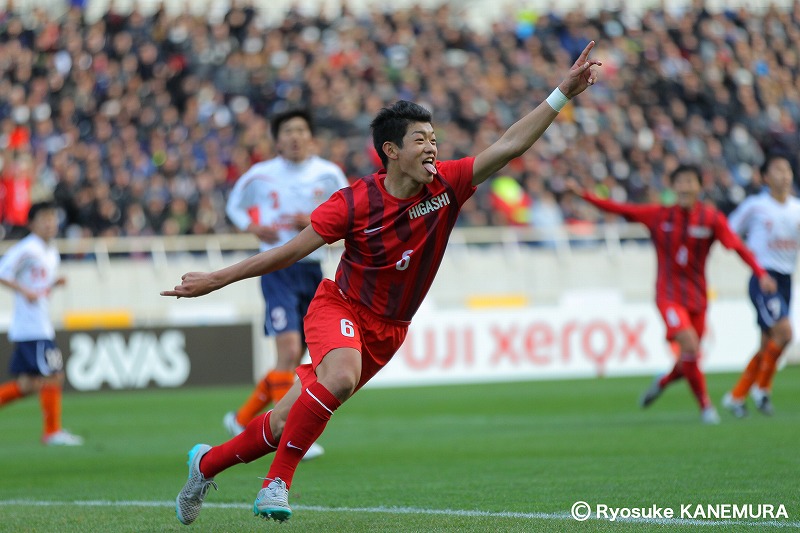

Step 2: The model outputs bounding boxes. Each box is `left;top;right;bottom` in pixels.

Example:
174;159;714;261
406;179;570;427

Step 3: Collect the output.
254;477;292;522
301;441;325;461
223;411;245;437
42;429;84;446
722;392;748;419
750;387;774;416
701;406;721;425
176;444;217;525
639;375;664;408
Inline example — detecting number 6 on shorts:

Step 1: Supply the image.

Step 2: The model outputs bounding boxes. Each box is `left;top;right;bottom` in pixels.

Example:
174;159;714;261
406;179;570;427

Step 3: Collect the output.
340;319;355;338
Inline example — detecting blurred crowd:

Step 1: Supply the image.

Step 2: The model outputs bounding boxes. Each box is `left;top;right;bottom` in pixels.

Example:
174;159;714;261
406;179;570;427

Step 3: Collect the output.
1;1;799;240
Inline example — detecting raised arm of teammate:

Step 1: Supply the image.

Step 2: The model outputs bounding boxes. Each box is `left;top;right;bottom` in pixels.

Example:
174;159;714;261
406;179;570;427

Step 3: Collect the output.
566;178;660;227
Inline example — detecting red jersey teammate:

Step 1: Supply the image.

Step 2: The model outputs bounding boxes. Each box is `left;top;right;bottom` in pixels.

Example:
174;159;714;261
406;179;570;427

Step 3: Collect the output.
568;167;775;424
163;43;601;524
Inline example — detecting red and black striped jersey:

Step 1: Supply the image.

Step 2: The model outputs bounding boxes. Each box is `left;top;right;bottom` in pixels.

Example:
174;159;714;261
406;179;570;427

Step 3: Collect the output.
311;157;476;322
583;194;766;312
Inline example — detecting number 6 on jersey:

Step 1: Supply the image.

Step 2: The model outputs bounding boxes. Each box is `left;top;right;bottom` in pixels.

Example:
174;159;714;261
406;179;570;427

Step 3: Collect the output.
396;249;414;271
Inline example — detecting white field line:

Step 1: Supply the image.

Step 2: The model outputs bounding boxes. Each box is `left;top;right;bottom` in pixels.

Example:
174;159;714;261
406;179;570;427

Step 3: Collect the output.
0;499;798;528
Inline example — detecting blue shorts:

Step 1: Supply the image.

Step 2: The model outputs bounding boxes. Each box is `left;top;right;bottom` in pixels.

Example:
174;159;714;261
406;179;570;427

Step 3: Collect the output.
261;261;323;336
9;340;63;377
749;271;792;332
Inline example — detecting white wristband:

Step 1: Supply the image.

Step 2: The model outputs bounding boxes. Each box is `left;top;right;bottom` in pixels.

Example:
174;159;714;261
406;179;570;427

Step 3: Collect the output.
546;87;570;112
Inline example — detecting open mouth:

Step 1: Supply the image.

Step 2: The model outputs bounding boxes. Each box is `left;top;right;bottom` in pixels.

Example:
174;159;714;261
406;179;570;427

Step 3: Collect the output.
422;158;437;175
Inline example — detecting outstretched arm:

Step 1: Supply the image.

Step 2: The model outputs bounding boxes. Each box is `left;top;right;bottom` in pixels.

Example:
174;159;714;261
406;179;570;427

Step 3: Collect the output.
565;178;659;225
472;41;602;186
161;225;327;298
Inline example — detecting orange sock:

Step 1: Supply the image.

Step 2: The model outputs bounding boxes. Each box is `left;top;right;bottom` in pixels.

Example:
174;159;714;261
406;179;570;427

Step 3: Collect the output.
39;384;62;436
0;381;24;405
756;340;783;391
235;378;271;426
731;353;762;400
267;370;296;403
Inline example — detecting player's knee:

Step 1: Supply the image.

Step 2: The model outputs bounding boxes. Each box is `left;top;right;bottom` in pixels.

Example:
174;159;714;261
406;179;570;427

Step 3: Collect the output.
316;365;359;402
16;376;35;395
275;333;304;369
772;320;793;347
315;349;361;401
275;350;302;371
674;331;699;356
319;372;358;402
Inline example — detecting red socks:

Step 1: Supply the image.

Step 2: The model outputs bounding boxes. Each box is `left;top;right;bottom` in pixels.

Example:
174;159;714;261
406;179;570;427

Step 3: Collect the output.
658;361;684;388
265;381;340;489
658;353;710;410
200;410;278;478
681;358;710;409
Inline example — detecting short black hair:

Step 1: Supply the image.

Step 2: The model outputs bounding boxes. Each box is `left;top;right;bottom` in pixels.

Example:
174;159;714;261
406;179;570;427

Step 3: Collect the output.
370;101;433;168
270;108;314;139
762;154;790;175
28;200;57;222
669;164;701;185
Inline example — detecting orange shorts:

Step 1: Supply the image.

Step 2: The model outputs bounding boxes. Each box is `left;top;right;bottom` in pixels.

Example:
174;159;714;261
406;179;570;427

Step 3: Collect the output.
657;301;706;341
296;279;409;392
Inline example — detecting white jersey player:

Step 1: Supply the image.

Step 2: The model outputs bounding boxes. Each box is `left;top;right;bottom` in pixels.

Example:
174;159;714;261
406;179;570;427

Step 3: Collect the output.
0;201;83;445
227;155;348;262
222;109;347;461
724;156;800;417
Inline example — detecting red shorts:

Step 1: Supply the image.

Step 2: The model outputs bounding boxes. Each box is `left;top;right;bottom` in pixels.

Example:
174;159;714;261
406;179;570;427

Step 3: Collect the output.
657;301;706;340
297;279;409;392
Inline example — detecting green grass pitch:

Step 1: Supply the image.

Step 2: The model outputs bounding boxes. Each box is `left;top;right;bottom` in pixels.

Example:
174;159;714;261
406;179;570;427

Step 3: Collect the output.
1;369;798;532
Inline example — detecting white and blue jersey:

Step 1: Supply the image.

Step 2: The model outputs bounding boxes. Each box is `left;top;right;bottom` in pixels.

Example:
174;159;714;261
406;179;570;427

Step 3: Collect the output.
226;155;349;335
0;233;60;342
0;233;63;376
729;192;800;330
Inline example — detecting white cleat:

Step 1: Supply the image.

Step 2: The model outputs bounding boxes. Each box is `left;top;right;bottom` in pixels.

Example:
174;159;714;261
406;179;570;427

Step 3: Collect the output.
750;386;774;416
223;411;245;437
176;444;217;525
42;429;84;446
722;392;748;419
701;406;721;425
254;477;292;522
301;441;325;461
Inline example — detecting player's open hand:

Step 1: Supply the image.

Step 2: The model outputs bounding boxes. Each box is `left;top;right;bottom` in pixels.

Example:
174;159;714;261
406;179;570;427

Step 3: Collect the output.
21;288;40;303
161;272;219;298
291;213;311;231
564;178;585;196
249;224;280;244
558;41;602;99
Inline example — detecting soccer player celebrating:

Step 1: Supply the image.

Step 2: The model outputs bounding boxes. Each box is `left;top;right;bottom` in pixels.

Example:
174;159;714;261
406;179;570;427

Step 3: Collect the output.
0;201;83;446
164;42;600;524
568;166;775;425
224;109;348;460
723;156;800;417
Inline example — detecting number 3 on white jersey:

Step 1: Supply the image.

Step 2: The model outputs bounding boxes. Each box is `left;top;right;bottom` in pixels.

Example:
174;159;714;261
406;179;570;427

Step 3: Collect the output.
396;249;414;271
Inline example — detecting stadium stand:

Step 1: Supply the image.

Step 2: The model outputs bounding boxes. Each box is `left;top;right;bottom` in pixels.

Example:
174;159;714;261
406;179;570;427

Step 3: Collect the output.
0;1;798;241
